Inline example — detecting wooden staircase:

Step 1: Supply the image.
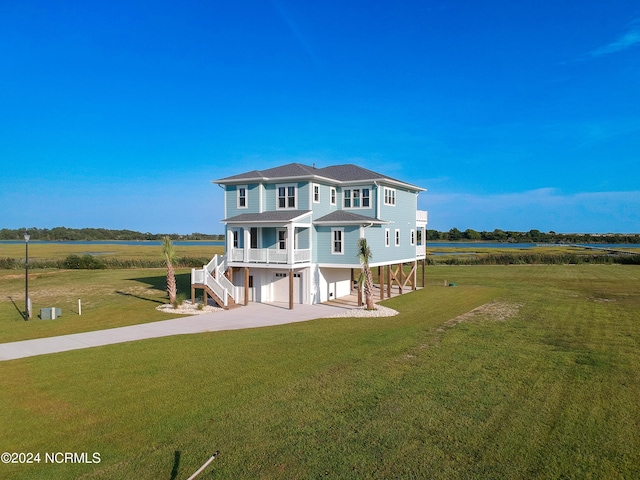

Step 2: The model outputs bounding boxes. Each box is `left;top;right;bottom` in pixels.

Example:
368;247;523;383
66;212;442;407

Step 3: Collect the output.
197;283;240;310
191;255;239;310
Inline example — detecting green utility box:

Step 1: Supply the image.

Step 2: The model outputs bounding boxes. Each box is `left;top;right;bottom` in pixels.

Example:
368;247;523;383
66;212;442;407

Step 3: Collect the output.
40;307;62;320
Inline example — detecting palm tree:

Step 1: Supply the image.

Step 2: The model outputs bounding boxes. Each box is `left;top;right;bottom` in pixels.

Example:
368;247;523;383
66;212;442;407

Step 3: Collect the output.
357;238;375;310
162;236;177;306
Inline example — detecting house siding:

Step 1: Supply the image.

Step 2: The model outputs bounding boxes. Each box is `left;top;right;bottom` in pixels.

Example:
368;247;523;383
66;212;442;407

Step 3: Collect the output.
225;184;262;217
369;185;417;264
315;225;361;265
310;182;339;220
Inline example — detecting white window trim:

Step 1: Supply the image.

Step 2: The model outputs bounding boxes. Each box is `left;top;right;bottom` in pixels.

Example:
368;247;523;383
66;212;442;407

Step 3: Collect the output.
276;183;297;210
395;229;400;247
330;187;336;206
331;227;344;255
410;229;415;246
313;183;320;203
385;228;390;247
237;185;248;209
384;187;396;206
343;187;371;209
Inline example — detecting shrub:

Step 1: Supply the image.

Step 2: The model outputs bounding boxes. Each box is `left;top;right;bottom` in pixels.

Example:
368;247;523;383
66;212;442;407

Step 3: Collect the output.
0;257;19;269
64;254;106;269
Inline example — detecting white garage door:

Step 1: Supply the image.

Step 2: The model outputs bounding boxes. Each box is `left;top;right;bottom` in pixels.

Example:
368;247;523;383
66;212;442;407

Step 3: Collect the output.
273;272;302;304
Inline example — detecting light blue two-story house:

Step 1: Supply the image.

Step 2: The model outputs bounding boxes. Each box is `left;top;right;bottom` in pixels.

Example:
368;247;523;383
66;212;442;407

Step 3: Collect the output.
191;163;427;309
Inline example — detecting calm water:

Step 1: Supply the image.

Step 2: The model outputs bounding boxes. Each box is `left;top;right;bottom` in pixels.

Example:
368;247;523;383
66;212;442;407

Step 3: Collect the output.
0;240;224;246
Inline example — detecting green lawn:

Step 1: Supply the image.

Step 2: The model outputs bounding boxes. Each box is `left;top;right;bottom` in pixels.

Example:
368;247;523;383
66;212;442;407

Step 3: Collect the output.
1;265;639;479
0;268;197;343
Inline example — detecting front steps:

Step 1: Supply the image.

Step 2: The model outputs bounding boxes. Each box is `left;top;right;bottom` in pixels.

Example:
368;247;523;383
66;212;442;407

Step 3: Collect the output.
191;283;239;310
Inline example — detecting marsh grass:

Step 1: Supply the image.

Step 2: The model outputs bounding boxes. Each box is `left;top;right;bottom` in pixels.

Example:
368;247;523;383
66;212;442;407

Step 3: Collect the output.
1;265;639;479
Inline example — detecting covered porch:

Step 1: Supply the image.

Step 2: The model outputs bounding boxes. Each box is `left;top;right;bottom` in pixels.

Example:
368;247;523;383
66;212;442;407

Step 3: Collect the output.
224;210;313;267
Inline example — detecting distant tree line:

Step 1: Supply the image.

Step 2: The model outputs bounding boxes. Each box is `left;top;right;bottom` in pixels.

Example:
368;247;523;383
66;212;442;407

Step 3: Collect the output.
0;227;224;241
427;228;640;244
1;227;638;244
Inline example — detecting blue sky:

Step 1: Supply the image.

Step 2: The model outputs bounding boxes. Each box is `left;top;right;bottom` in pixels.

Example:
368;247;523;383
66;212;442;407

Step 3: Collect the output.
1;0;639;234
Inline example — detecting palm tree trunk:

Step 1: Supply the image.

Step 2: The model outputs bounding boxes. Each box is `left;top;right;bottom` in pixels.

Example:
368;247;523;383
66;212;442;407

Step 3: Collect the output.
167;261;177;305
363;265;375;310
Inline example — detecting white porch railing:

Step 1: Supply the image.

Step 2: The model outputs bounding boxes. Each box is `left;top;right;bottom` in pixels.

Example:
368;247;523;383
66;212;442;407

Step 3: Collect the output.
213;261;235;300
204;268;228;307
416;245;426;258
294;248;311;263
191;254;237;306
229;248;311;264
416;210;428;223
230;248;244;262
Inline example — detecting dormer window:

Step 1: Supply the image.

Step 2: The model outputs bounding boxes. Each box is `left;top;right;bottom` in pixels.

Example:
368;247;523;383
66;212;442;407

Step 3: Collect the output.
277;184;297;209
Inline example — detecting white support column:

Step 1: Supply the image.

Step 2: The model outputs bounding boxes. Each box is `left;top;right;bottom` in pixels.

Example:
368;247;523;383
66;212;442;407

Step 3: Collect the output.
287;224;294;265
227;230;234;257
244;228;250;262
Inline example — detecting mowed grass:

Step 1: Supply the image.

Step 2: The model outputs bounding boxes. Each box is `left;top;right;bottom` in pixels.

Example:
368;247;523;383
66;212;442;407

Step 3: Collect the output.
0;265;639;479
0;268;195;343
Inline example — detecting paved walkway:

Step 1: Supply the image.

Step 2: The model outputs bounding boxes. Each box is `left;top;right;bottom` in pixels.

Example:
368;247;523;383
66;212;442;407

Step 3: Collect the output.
0;302;355;362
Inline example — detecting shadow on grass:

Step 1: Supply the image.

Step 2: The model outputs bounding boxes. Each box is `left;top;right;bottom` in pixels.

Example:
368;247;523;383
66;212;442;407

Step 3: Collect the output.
7;296;27;321
129;273;191;291
122;273;192;304
170;450;180;480
115;291;164;305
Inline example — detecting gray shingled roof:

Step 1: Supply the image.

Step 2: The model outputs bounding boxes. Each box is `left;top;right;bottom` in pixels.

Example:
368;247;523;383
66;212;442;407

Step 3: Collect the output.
217;163;316;182
314;211;388;224
215;162;424;191
223;210;311;223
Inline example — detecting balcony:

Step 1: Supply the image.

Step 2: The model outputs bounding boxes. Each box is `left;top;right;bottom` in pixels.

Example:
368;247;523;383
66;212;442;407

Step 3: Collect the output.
416;210;428;224
230;248;311;264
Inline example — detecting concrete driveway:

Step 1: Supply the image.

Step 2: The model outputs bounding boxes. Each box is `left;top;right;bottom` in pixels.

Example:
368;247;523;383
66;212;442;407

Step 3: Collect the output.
0;301;354;362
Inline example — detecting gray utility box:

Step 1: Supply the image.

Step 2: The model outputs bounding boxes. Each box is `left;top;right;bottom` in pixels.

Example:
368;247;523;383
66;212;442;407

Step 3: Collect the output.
40;307;62;320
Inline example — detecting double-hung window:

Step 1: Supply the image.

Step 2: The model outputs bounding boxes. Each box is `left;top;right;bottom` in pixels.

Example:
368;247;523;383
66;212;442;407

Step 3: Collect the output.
343;188;370;209
313;184;320;203
343;189;351;208
237;185;248;209
395;229;400;246
385;228;390;247
330;187;336;205
277;185;297;209
332;228;344;254
384;187;396;206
